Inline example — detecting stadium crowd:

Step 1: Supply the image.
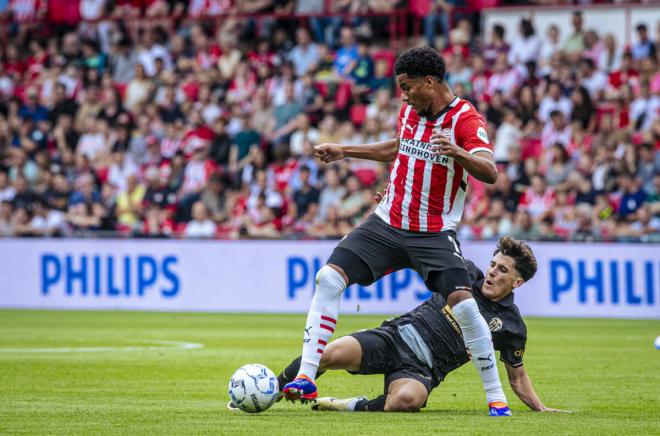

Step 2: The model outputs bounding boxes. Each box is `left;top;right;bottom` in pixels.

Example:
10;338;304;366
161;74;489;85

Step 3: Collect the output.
0;1;658;241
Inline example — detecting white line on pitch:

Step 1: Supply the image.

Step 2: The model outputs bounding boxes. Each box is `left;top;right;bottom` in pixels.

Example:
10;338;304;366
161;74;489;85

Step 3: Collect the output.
0;340;204;353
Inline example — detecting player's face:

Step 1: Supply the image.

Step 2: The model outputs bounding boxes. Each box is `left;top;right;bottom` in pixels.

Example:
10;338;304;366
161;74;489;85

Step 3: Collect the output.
396;74;434;115
481;253;524;301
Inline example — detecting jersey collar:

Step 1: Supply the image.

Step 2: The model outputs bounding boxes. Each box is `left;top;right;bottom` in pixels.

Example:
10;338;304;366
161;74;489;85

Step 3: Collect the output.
495;292;515;307
427;96;460;121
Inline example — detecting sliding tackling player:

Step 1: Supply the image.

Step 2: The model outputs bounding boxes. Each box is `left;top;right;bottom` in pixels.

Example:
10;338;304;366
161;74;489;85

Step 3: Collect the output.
276;237;569;414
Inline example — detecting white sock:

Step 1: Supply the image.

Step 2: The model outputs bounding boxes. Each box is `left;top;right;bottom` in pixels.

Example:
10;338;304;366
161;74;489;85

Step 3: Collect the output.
346;398;360;411
297;265;346;380
452;298;507;405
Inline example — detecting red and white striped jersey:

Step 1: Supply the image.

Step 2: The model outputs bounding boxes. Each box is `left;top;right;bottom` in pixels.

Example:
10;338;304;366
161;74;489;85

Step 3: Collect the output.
375;98;492;232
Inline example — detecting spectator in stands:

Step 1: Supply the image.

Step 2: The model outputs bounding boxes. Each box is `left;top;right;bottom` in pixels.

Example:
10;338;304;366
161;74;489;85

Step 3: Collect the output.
486;54;520;100
318;167;345;221
632;23;656;61
570;86;596;132
637;143;660;194
183;200;216;238
423;0;456;48
19;88;48;122
337;175;367;224
508;18;541;67
269;81;303;142
618;174;647;221
511;209;540;240
493;108;522;164
289;28;320;77
293;165;319;221
542;110;572;150
563;11;585;62
350;37;375;100
539;24;560;73
578;58;608;99
630;81;660;132
125;63;152;112
598;33;622;74
333;26;358;79
289;113;319;157
539;81;572;123
483;23;510;68
115;174;145;228
200;174;228;223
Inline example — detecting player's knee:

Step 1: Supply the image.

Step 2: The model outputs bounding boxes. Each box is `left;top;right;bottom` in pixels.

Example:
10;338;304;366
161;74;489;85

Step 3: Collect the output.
426;268;471;302
386;390;425;412
319;342;339;368
316;265;346;297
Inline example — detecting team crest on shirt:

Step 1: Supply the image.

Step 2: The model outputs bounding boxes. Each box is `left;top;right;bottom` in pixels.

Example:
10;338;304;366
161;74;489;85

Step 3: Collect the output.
439;128;451;137
476;127;489;144
488;317;503;332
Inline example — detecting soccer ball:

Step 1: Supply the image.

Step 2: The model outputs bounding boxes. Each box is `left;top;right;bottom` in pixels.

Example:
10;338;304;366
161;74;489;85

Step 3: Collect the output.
228;364;279;413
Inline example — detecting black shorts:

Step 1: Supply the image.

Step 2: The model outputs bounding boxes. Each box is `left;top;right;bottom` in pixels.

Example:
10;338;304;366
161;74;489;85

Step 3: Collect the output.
350;325;446;395
335;214;470;290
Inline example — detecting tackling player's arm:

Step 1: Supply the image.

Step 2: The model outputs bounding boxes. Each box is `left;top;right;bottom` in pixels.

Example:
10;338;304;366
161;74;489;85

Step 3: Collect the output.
314;138;399;163
499;329;569;413
506;364;545;411
505;363;570;413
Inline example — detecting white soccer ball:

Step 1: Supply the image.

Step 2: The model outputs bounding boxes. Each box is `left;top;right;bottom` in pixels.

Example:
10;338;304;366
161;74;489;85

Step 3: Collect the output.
228;364;279;413
655;336;660;350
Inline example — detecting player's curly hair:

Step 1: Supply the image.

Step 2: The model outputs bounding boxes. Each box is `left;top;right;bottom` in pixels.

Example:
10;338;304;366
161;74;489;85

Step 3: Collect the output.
493;236;538;282
394;47;446;82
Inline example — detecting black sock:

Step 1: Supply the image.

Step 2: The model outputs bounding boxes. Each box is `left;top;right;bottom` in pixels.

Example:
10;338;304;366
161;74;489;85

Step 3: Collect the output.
277;356;326;389
354;395;387;412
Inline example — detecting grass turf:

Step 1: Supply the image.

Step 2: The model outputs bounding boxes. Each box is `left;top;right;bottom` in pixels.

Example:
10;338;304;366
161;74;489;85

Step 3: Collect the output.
0;310;659;435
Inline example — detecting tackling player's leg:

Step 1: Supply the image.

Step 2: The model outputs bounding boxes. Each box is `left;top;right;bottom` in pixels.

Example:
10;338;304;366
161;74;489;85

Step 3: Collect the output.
313;378;428;412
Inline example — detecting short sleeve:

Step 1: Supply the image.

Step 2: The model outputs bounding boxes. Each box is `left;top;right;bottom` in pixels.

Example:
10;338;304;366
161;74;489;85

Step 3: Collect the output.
497;335;526;368
456;111;493;155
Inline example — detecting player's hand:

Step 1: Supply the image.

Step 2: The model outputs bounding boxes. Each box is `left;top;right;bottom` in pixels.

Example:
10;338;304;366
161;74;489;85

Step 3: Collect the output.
314;143;345;163
430;134;464;159
540;406;572;413
372;189;385;203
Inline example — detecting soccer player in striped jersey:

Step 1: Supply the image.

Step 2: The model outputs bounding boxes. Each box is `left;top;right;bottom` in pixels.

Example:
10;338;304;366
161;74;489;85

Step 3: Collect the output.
283;47;510;415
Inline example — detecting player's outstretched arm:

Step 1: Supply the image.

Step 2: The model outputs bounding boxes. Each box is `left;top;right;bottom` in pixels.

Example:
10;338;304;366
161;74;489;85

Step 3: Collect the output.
314;139;398;163
505;364;571;413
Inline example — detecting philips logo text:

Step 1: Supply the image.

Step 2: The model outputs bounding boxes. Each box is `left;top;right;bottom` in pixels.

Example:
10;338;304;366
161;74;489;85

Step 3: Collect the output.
40;254;180;298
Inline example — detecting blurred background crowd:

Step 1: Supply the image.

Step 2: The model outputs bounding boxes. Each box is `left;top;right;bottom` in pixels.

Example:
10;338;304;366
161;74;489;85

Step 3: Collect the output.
0;0;658;241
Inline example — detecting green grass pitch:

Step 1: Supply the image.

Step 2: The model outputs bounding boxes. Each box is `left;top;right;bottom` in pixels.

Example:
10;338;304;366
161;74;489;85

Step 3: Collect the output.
1;310;659;435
